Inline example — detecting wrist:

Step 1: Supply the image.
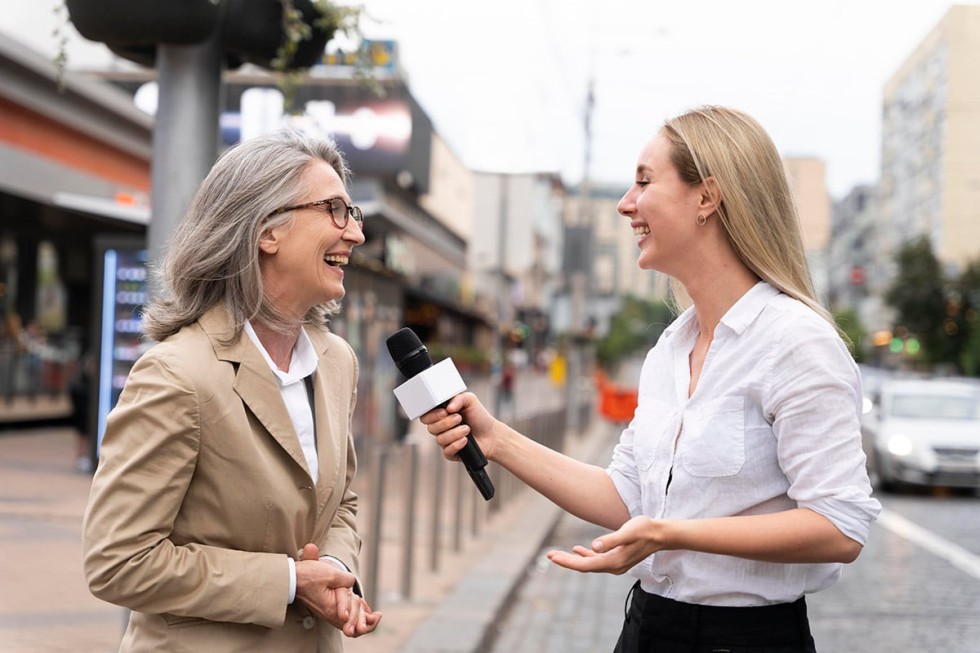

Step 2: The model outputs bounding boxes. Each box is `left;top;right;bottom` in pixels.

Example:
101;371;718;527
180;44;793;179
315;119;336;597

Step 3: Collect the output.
652;518;677;551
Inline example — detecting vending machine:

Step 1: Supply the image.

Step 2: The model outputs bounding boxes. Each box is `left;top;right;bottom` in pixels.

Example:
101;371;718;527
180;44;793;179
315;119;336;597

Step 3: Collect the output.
91;237;150;454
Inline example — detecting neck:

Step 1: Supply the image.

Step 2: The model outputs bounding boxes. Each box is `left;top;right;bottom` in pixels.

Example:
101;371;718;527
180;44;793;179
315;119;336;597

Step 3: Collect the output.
683;263;759;339
251;320;301;372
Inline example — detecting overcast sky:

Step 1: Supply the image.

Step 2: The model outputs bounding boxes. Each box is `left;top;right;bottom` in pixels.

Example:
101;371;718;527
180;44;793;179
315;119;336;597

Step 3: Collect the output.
3;0;973;199
353;0;975;199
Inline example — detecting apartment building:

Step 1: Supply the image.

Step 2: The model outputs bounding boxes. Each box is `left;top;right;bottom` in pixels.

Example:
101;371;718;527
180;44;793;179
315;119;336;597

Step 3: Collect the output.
784;157;831;303
879;4;980;276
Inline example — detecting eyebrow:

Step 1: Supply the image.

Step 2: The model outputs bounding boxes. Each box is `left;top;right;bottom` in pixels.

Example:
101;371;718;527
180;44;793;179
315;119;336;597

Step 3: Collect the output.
636;164;653;176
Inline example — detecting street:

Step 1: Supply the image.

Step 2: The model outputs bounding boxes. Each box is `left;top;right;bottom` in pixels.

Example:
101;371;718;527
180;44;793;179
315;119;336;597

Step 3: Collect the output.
810;489;980;652
491;488;980;653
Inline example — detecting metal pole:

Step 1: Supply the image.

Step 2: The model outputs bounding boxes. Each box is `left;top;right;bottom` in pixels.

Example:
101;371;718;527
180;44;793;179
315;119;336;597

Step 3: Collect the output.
366;445;387;608
147;35;224;296
401;442;418;600
453;462;464;553
496;174;510;415
565;76;596;436
429;446;444;571
470;480;480;538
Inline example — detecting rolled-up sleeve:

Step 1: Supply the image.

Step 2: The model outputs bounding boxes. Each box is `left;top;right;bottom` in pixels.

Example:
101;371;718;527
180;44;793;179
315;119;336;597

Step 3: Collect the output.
606;422;642;518
766;320;881;545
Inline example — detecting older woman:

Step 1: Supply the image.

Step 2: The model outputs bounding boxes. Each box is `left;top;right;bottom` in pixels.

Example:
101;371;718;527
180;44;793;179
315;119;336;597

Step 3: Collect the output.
83;130;380;652
422;106;880;652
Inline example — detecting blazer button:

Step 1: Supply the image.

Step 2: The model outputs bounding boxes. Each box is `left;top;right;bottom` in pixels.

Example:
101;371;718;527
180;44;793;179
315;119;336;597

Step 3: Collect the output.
302;615;315;630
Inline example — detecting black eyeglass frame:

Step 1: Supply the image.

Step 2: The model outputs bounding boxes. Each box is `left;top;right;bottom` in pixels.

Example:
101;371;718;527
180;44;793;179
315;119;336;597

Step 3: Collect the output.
268;197;364;230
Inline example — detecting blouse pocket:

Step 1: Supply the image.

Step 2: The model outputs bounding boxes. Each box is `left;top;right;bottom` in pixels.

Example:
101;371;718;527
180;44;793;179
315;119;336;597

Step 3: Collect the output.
680;396;745;477
631;398;677;473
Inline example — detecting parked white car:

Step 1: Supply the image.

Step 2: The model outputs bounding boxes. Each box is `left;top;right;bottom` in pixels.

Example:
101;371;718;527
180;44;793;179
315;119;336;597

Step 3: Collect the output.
861;378;980;491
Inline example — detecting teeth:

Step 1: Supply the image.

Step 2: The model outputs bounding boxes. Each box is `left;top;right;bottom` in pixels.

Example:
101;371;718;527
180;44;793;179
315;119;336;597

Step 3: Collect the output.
633;226;651;236
324;254;348;266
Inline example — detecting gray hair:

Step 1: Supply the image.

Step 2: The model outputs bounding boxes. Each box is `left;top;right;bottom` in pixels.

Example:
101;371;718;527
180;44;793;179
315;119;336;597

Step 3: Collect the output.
141;130;351;343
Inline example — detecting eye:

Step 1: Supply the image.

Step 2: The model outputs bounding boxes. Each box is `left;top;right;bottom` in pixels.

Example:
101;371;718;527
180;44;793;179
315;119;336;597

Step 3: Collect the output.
635;179;650;188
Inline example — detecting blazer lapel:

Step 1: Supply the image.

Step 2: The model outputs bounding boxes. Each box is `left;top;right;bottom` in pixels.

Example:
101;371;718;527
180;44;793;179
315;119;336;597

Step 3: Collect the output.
235;354;311;478
309;328;343;515
201;306;311;478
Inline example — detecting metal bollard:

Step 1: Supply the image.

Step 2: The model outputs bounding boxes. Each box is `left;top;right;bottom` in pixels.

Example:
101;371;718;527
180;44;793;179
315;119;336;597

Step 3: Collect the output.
401;442;418;600
453;462;464;553
366;444;387;608
430;445;444;572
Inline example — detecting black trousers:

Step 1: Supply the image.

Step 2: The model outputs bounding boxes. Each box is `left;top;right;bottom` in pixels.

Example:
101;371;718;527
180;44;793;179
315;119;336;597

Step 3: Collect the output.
613;582;817;653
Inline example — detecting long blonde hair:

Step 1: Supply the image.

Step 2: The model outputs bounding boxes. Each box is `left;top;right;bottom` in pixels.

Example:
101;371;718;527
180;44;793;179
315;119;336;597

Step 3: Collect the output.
663;105;835;328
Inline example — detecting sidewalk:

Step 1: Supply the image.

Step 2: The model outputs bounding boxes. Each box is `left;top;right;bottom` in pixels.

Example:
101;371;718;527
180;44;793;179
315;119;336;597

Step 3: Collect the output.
0;426;127;653
391;418;619;653
0;393;620;652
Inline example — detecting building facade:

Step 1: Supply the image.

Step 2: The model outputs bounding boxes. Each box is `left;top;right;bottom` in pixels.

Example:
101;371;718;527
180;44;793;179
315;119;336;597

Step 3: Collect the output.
828;185;889;331
783;157;831;303
879;4;980;276
0;25;509;442
0;32;151;423
470;171;564;364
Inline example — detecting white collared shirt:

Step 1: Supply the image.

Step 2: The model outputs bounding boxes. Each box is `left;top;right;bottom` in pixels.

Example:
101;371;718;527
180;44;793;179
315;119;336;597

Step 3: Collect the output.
606;281;881;607
243;321;319;482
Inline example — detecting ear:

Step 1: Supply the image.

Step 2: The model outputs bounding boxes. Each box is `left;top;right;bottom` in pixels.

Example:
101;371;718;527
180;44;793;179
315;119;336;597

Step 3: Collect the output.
698;177;723;217
258;225;280;255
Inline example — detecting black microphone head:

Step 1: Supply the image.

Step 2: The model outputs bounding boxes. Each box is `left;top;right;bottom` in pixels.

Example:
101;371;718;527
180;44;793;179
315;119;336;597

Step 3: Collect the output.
386;327;433;378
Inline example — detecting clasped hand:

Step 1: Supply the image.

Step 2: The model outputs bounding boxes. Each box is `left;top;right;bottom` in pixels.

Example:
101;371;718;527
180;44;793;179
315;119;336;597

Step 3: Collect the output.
294;543;381;637
546;516;663;575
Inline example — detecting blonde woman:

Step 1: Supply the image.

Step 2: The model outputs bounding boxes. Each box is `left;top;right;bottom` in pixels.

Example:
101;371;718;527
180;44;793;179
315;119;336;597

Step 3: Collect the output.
422;106;879;652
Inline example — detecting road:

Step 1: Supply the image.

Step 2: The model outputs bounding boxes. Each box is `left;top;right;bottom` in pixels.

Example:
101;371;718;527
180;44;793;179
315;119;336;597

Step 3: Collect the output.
492;487;980;653
810;488;980;652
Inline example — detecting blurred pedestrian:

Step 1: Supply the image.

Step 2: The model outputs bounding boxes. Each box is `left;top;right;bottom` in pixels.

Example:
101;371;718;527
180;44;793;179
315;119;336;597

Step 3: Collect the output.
82;130;380;652
422;106;880;652
69;349;94;473
497;356;515;419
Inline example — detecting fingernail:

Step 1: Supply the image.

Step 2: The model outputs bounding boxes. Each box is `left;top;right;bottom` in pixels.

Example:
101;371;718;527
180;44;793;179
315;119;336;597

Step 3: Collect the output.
593;539;603;551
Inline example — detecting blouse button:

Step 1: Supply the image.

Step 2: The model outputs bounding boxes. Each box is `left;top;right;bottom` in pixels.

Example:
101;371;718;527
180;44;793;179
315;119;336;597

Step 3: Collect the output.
302;615;315;630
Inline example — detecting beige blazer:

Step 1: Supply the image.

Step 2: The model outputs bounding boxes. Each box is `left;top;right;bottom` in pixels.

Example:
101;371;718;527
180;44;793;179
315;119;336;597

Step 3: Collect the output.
83;305;362;653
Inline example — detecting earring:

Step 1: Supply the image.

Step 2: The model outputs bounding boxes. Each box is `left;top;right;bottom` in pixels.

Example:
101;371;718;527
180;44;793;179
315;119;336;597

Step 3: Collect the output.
696;214;707;226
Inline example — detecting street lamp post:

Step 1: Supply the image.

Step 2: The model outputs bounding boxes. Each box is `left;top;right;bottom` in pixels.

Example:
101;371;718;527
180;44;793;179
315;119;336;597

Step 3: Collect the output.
147;38;225;298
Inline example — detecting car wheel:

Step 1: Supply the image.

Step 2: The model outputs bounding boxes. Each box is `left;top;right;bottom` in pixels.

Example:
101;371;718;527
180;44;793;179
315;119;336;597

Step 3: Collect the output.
873;451;899;493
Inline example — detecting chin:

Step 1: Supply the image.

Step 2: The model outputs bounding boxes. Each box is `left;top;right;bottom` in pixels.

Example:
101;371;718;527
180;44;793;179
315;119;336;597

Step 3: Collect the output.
637;255;657;271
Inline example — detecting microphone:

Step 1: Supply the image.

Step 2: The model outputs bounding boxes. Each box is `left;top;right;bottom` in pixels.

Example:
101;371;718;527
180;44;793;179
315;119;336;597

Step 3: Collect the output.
386;327;495;500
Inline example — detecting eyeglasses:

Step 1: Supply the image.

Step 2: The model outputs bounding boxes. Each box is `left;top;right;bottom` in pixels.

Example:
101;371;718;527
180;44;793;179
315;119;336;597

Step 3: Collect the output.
268;197;364;230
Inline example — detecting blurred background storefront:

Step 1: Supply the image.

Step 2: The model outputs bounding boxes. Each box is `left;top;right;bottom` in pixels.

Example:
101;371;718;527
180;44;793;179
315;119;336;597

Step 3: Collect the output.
0;32;150;423
0;33;517;453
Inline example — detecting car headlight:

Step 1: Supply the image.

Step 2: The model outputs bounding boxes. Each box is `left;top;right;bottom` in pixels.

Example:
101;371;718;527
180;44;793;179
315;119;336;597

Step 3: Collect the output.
886;434;913;457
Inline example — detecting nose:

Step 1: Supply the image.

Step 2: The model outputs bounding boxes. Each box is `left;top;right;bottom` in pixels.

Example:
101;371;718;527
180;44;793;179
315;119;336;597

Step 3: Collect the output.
344;220;366;245
617;187;636;217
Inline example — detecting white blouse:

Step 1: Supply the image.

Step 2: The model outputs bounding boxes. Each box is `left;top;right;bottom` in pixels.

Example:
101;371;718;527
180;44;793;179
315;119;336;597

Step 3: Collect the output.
243;321;319;482
606;282;881;606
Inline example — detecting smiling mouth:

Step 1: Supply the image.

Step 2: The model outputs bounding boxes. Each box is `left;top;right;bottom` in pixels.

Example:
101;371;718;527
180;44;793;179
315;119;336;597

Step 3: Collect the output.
324;254;349;267
633;225;651;236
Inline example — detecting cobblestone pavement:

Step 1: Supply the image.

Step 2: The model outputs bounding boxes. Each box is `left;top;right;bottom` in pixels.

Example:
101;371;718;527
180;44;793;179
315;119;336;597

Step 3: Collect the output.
808;492;980;653
487;513;633;653
489;492;980;653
